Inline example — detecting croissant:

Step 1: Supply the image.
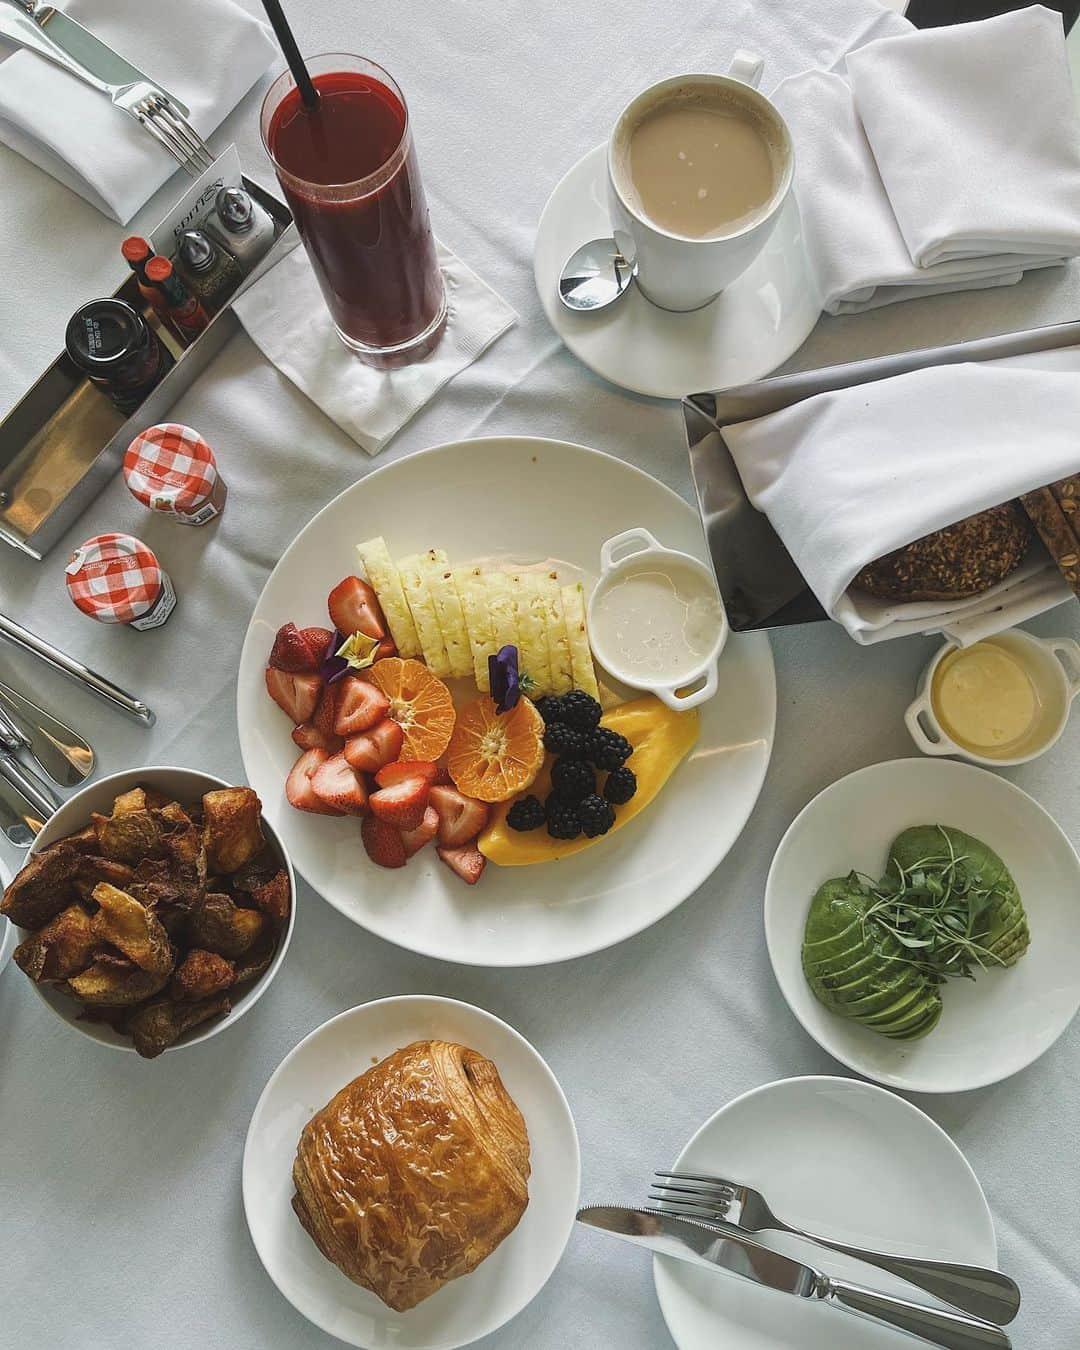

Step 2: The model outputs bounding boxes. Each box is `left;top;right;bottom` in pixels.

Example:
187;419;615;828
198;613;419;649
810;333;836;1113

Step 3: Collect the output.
292;1040;530;1311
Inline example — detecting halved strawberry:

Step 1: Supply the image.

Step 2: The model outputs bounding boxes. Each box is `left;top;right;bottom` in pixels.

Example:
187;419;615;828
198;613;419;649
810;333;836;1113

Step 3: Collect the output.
266;667;322;723
361;814;407;869
429;785;491;847
312;683;339;740
310;752;369;815
301;626;334;663
375;759;438;788
344;719;404;773
437;843;486;885
432;761;453;786
369;771;431;830
285;748;343;815
269;622;318;672
400;805;439;857
291;722;344;753
334;676;389;737
328;576;387;641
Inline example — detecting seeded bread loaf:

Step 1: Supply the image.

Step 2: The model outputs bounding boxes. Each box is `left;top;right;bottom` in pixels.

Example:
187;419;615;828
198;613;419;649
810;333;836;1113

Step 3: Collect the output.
1019;480;1080;598
851;502;1033;603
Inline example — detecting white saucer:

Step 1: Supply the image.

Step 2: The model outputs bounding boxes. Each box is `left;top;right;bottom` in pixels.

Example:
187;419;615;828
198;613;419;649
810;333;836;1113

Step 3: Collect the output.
654;1076;997;1350
243;996;580;1350
534;143;820;399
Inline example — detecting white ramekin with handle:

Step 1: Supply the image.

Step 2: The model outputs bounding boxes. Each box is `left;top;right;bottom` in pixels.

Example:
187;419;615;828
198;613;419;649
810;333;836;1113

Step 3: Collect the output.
905;629;1080;767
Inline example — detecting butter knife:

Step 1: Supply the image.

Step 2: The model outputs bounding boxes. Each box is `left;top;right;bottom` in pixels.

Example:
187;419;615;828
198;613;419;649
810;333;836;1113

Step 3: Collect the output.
0;0;189;112
576;1207;1010;1350
0;679;93;786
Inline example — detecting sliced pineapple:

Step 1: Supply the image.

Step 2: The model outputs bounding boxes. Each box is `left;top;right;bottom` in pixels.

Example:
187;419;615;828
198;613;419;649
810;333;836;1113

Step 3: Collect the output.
455;567;497;691
562;581;599;698
421;549;473;679
485;571;519;657
355;536;421;658
397;554;451;677
509;572;553;694
539;571;573;694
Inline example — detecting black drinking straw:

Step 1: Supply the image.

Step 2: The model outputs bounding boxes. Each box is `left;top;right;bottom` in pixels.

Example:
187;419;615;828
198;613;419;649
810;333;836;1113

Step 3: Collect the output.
260;0;319;109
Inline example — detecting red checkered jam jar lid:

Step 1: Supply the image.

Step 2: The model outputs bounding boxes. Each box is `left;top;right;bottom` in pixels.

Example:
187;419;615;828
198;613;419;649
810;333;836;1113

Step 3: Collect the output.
123;422;218;516
66;533;164;624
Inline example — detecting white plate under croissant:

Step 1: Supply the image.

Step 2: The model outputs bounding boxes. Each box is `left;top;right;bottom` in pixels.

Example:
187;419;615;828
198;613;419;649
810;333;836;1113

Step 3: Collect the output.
243;995;580;1349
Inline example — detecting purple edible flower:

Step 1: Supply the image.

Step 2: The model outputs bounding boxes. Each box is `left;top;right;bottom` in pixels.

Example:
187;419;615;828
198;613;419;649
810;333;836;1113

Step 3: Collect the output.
320;629;350;686
489;644;521;713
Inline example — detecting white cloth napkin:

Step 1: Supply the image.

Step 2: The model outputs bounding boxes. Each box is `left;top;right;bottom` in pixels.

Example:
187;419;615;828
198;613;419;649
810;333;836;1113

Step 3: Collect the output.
233;237;517;456
847;6;1080;268
723;363;1080;644
0;0;276;223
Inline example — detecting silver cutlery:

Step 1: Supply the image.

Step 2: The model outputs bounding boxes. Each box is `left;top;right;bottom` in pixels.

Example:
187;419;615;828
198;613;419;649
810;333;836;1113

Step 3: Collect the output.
0;708;60;830
559;237;637;312
0;774;42;846
577;1207;1010;1350
0;679;93;786
650;1171;1020;1327
0;614;155;726
0;0;212;174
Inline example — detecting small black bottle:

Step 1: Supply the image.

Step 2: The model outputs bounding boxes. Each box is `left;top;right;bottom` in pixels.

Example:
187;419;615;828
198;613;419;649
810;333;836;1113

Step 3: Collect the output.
64;298;174;413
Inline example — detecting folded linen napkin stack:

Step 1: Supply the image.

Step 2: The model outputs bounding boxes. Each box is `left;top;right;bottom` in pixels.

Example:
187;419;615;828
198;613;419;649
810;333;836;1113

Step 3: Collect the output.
773;6;1080;314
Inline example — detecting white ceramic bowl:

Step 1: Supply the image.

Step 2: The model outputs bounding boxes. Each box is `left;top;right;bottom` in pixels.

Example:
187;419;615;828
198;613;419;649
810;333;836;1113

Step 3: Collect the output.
764;758;1080;1093
13;766;295;1054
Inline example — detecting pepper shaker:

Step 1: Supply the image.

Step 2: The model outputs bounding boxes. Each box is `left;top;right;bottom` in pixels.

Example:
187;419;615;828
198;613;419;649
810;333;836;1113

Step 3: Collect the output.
176;229;243;315
207;186;276;271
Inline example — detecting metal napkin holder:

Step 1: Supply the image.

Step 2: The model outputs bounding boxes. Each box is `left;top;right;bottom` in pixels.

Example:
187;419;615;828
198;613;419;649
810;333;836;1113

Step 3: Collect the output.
683;318;1080;633
0;147;295;559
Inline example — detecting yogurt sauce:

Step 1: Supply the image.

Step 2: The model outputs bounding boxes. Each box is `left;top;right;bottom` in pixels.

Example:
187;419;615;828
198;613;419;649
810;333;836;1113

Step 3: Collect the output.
931;639;1041;754
591;562;724;683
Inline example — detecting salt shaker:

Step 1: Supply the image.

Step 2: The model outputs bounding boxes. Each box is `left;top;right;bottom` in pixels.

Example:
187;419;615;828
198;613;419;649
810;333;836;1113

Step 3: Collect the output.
207;186;276;270
176;229;243;315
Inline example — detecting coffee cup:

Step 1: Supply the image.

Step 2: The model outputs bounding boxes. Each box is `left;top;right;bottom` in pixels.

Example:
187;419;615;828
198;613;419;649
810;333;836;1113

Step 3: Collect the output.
607;52;794;312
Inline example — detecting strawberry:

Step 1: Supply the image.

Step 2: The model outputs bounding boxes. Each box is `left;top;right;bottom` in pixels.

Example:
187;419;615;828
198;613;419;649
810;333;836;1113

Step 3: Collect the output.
266;667;322;723
375;759;438;788
432;761;453;786
369;771;431;830
344;719;404;773
437;844;486;885
400;805;439;857
334;676;389;736
291;722;343;753
310;752;370;815
312;683;339;740
376;637;398;661
361;814;407;869
328;576;387;641
269;622;318;673
301;626;334;663
285;748;343;814
429;785;491;847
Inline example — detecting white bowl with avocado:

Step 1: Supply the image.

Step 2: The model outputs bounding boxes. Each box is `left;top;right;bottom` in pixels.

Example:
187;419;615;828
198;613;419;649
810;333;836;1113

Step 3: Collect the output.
765;758;1080;1093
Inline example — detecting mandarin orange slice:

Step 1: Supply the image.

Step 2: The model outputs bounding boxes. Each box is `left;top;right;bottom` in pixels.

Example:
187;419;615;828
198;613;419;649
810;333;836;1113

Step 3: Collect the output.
446;695;546;802
366;658;456;761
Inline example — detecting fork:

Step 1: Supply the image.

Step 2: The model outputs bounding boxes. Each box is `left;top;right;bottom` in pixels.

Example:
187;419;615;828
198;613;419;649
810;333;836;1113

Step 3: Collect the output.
650;1171;1020;1327
0;0;212;174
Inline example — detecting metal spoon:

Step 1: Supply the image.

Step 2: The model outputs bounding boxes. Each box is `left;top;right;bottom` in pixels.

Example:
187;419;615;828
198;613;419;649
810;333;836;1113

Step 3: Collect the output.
0;679;94;785
558;237;637;312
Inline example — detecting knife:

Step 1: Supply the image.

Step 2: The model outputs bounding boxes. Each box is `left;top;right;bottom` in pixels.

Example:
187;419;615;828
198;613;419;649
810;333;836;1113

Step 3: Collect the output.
576;1208;1010;1350
0;0;189;112
0;679;94;786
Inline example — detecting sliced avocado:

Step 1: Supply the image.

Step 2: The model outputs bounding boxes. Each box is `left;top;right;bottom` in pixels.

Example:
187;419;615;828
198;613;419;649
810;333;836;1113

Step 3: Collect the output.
810;949;880;992
873;996;943;1038
804;934;874;978
802;877;870;949
888;825;1011;894
889;1001;944;1039
860;984;936;1027
843;977;927;1021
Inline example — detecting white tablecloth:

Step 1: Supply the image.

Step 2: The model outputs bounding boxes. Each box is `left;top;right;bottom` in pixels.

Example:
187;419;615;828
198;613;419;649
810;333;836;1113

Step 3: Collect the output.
1;2;1078;1346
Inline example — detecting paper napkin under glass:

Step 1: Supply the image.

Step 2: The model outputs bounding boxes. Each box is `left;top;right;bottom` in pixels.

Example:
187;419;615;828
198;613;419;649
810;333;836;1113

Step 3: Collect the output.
723;362;1080;645
0;0;276;223
233;237;517;456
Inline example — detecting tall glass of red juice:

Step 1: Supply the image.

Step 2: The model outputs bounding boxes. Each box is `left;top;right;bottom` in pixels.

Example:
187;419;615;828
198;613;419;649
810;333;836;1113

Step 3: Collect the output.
260;55;446;369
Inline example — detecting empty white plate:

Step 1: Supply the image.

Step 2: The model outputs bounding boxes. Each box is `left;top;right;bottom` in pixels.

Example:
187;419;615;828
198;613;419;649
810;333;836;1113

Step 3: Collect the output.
765;758;1080;1093
654;1076;997;1350
243;995;580;1349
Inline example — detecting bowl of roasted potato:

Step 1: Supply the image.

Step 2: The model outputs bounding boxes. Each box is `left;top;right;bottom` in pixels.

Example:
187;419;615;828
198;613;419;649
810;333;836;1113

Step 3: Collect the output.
0;767;295;1058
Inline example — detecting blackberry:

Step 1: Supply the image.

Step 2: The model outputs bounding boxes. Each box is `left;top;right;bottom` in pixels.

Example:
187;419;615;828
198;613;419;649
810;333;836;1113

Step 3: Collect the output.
585;726;633;771
543;722;585;758
560;689;602;731
604;766;638;805
507;795;546;832
578;794;616;837
545;795;581;840
534;695;565;725
551;757;596;804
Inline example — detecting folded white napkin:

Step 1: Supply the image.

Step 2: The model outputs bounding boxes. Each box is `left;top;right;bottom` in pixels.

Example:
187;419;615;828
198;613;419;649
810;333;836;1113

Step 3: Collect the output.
723;363;1080;644
0;0;276;223
847;6;1080;268
771;68;1063;315
233;237;517;455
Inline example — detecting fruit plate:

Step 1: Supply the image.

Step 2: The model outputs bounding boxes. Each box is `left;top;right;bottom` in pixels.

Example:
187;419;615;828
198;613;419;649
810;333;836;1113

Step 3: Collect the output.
237;436;776;966
653;1076;997;1350
765;758;1080;1093
242;995;580;1350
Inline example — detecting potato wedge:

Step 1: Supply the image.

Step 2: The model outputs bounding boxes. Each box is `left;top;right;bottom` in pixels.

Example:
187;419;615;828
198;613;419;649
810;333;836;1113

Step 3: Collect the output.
90;883;174;977
189;892;266;957
128;994;230;1058
0;842;80;928
247;870;291;924
202;787;265;874
14;904;96;982
93;809;164;864
66;961;169;1006
356;535;422;658
171;949;234;1001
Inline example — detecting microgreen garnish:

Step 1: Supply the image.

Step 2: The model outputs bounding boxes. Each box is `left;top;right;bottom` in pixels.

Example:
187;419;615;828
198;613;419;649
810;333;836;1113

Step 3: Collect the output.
489;645;521;713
